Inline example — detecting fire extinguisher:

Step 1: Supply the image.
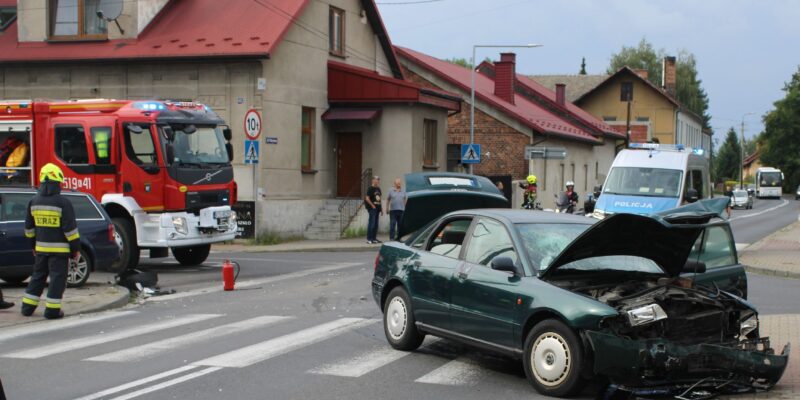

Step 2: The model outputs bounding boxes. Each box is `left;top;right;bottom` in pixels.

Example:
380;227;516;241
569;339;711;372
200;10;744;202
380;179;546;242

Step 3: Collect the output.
222;260;240;291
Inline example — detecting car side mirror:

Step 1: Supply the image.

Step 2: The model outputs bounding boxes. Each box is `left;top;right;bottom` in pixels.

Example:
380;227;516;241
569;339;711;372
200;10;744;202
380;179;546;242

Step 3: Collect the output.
222;127;232;141
684;188;699;203
127;124;143;134
182;124;197;135
226;143;234;162
491;257;518;275
682;260;706;274
163;126;175;142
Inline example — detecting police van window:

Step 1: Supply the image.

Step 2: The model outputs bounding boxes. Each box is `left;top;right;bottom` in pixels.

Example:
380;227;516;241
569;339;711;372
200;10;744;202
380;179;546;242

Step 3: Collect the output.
124;125;157;165
0;193;32;222
91;127;112;165
55;125;90;165
64;195;102;220
688;170;704;198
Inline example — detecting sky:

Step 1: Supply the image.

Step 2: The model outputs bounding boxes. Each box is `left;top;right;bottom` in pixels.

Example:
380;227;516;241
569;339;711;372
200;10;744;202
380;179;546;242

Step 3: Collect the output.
376;0;800;143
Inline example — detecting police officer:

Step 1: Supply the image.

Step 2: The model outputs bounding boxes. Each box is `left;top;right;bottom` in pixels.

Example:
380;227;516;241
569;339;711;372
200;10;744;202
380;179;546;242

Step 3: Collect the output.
21;163;80;319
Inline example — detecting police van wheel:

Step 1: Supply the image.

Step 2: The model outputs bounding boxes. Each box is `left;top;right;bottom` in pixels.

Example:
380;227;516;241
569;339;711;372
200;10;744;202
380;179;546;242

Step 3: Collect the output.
172;245;211;266
110;218;139;273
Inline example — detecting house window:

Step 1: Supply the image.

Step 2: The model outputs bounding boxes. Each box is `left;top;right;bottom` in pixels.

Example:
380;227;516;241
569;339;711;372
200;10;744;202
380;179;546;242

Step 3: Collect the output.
0;7;16;32
329;6;345;57
636;116;650;122
602;116;617;122
48;0;107;39
301;107;315;171
423;119;438;167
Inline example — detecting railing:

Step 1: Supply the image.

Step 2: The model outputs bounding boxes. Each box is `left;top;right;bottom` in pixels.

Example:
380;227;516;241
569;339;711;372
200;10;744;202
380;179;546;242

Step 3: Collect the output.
338;168;373;235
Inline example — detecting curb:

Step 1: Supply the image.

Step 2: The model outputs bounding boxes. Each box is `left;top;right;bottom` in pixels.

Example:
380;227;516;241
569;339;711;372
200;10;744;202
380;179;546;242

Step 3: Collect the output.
77;285;131;314
238;246;377;253
744;265;800;280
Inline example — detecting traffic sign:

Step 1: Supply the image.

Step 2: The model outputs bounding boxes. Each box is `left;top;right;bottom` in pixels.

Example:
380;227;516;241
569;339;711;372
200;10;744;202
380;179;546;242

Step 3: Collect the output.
244;109;262;140
524;146;567;160
244;140;259;164
461;143;481;164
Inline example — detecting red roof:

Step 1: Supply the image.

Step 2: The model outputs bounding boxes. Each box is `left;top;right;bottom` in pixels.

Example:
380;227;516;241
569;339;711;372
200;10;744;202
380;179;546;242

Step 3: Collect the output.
395;47;599;144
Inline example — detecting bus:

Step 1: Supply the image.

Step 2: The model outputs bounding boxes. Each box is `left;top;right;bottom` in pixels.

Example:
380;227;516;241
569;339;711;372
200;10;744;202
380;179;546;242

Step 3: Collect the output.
755;167;784;198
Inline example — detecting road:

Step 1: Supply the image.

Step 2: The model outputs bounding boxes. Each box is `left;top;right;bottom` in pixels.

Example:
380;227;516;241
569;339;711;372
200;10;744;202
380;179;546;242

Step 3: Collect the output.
2;248;800;400
728;195;799;245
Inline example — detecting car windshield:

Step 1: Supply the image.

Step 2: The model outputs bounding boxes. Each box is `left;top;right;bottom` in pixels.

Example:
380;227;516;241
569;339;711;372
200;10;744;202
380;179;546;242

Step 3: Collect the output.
554;255;664;275
515;223;589;271
733;190;748;198
604;167;682;198
170;126;228;165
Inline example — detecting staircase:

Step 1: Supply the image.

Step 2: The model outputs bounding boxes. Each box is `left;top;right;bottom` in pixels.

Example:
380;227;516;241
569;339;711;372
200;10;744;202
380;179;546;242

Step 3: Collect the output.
303;199;355;240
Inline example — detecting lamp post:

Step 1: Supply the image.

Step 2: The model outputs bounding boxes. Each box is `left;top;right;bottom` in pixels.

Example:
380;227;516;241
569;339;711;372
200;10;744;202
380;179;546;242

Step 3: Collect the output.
469;44;542;174
740;112;755;189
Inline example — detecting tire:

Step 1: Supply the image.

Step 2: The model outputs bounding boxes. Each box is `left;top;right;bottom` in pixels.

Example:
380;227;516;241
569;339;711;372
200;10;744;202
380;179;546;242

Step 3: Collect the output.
67;248;92;288
110;218;139;273
523;319;585;398
382;286;424;351
0;274;30;284
171;244;211;266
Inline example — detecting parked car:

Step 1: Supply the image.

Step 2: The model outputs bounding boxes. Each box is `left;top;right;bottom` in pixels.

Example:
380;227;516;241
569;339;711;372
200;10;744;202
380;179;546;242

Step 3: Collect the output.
747;184;756;197
372;173;787;398
0;187;120;287
731;188;754;209
796;184;800;200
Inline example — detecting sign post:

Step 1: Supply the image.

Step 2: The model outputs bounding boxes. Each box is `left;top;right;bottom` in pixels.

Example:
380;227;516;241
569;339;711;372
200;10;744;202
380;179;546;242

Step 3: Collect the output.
243;109;262;238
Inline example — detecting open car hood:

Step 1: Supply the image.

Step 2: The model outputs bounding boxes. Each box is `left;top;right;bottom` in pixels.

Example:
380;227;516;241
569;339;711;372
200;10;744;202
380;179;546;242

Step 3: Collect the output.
542;198;729;278
399;173;509;237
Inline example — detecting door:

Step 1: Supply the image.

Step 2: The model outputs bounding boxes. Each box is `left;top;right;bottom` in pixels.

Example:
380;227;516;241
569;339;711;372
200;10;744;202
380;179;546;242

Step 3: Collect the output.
451;217;520;348
336;132;362;198
88;124;117;199
0;192;35;268
52;124;94;194
119;123;165;212
686;225;747;297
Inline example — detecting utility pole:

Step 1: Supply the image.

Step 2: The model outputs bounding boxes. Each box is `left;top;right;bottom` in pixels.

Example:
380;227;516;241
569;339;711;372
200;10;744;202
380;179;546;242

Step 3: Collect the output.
740;112;754;190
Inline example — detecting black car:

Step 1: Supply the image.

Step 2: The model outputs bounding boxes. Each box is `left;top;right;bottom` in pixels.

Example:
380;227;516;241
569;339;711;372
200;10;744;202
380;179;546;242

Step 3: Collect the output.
0;187;119;287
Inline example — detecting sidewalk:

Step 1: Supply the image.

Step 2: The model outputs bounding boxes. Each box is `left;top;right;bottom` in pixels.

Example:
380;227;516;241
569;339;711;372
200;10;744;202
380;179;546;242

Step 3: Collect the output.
740;221;800;279
212;236;390;254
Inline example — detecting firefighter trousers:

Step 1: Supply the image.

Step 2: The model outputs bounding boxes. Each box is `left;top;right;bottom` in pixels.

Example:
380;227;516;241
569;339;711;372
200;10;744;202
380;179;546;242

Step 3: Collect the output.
22;254;67;317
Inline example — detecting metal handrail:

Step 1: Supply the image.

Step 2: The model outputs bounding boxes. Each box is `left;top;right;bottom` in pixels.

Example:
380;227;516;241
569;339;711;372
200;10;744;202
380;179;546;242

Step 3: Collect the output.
338;168;372;234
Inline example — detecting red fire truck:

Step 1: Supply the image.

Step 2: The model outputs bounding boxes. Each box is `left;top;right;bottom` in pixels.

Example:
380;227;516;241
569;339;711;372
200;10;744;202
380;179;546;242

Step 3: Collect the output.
0;99;237;272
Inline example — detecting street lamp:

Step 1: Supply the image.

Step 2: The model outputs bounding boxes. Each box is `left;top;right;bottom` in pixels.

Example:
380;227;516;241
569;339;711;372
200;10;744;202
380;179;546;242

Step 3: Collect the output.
469;43;542;174
740;112;755;189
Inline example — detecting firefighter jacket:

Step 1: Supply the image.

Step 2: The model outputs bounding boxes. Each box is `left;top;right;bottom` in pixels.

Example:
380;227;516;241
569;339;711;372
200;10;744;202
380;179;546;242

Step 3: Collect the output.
24;181;80;255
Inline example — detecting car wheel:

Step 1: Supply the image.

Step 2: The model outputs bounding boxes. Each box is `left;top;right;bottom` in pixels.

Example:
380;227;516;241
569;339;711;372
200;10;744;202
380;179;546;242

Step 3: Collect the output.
171;245;211;266
67;249;92;288
110;218;139;273
0;274;30;284
383;286;424;351
523;319;585;397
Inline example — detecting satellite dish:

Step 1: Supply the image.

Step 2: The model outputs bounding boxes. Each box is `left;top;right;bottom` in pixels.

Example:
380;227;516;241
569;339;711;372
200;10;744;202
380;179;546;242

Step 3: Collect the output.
98;0;123;20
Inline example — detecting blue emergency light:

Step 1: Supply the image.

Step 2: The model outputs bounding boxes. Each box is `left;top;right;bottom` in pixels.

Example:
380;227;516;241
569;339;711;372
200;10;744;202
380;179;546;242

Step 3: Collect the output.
132;101;166;111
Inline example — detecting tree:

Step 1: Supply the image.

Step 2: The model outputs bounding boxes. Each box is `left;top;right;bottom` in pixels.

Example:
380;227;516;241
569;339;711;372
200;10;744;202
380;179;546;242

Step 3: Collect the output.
715;127;742;183
445;57;492;70
579;57;587;75
742;133;759;159
760;66;800;193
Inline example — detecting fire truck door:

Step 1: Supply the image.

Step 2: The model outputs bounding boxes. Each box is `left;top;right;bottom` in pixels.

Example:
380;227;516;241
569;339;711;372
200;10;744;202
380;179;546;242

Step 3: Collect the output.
120;123;165;212
89;126;117;198
52;124;95;193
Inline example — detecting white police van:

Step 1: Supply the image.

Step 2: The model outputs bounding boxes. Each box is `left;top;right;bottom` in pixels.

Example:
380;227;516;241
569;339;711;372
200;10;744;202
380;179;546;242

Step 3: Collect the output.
592;143;711;219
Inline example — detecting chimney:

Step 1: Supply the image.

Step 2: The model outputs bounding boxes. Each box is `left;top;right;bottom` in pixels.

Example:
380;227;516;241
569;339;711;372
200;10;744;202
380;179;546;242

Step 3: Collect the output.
494;53;516;104
555;83;566;106
633;69;649;80
662;56;676;96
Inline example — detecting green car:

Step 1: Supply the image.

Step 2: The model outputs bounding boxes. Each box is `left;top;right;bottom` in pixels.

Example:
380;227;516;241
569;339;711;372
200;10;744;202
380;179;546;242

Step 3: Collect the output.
371;173;789;398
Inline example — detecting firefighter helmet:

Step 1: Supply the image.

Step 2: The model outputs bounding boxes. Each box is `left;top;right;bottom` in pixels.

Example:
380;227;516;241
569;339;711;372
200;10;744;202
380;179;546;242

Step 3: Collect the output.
526;175;537;185
39;163;65;183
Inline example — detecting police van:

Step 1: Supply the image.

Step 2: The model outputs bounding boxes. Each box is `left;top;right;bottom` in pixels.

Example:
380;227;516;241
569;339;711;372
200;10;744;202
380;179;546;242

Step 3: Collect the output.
592;143;711;219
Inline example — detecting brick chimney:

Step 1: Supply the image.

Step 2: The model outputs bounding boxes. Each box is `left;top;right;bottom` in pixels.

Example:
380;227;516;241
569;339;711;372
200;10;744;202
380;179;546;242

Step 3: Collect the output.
662;56;677;96
494;53;516;104
633;69;649;80
555;83;566;106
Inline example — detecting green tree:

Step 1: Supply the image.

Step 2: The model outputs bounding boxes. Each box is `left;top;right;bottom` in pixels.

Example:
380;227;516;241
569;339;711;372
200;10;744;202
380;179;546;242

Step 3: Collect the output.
760;66;800;193
715;127;742;183
445;57;473;69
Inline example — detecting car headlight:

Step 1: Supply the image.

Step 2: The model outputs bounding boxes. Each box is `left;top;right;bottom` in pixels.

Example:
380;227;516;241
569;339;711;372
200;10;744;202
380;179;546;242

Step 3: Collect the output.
592;209;607;220
172;217;188;235
626;304;668;327
740;315;758;337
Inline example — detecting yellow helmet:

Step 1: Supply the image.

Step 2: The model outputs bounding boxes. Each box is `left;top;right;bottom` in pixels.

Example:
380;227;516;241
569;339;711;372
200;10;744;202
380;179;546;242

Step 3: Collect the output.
526;175;537;184
39;163;65;183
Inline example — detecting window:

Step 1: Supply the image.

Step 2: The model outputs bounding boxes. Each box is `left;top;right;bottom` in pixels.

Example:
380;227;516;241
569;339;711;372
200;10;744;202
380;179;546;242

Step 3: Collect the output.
0;193;32;222
427;219;471;259
48;0;107;39
688;226;736;269
636;116;650;122
620;81;633;102
0;7;16;32
64;194;103;219
423;119;438;167
584;164;589;191
91;127;111;165
464;218;517;266
301;107;315;171
55;125;90;164
329;6;345;56
124;125;157;165
687;169;705;198
602;116;617;122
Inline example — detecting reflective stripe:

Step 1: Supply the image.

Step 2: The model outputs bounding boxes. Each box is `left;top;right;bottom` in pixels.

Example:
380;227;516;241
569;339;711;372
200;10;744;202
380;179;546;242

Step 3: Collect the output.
23;293;40;301
65;229;80;241
45;302;62;309
22;297;39;306
45;297;62;304
32;210;61;227
24;229;35;238
35;246;71;253
35;241;71;253
30;205;62;214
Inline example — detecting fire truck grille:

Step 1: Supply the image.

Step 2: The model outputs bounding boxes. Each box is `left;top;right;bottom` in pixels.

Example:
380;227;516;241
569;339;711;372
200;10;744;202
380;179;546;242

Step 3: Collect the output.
185;190;230;213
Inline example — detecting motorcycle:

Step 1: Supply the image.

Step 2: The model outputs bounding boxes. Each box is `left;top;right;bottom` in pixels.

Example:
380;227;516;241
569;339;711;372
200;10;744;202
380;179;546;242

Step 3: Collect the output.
554;192;577;214
583;185;602;214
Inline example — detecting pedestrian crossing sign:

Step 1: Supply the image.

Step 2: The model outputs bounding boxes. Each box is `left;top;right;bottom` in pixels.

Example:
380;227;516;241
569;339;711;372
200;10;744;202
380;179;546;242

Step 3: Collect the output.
245;140;259;164
461;143;481;164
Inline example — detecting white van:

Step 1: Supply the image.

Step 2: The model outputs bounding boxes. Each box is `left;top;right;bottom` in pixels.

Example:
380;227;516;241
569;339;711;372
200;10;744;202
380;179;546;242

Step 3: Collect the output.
592;144;711;219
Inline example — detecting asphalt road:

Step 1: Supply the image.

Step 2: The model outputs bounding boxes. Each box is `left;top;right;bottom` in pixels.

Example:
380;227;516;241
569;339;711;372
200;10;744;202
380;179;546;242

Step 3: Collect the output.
728;195;800;245
3;249;800;400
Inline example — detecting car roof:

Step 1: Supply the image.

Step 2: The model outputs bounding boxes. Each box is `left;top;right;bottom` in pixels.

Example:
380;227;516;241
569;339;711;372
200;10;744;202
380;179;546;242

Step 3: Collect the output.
448;209;596;225
0;187;92;197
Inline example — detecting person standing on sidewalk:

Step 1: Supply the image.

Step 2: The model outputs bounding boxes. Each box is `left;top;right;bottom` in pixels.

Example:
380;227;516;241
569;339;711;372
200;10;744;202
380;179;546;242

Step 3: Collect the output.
365;176;382;244
21;163;80;319
0;288;14;309
386;178;407;241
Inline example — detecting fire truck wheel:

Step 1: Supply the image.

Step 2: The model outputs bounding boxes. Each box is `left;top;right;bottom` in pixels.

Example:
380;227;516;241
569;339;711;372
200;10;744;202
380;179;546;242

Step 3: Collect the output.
110;218;140;273
171;245;211;266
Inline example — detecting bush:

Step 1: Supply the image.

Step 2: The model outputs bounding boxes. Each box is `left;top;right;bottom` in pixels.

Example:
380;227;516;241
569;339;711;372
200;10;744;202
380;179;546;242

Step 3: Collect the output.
342;226;367;239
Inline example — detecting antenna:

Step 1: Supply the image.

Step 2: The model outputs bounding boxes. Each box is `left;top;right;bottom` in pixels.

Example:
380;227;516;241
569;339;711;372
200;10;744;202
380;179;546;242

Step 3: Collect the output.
97;0;124;34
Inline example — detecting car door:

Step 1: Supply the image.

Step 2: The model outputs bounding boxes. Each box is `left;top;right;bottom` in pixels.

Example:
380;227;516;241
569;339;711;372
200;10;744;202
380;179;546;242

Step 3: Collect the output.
685;225;747;297
406;217;472;331
0;192;35;268
450;217;520;348
119;123;165;211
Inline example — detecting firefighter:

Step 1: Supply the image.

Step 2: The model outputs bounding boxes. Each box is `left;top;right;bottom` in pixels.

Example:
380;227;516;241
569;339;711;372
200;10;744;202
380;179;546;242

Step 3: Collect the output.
21;163;80;319
518;175;538;209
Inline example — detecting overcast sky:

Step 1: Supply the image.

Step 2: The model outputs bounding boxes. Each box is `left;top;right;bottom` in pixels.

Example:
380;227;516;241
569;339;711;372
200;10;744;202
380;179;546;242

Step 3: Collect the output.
377;0;800;142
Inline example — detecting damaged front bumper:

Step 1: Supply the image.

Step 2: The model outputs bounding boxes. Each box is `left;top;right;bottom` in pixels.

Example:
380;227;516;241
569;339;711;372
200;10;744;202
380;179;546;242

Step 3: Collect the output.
585;331;790;394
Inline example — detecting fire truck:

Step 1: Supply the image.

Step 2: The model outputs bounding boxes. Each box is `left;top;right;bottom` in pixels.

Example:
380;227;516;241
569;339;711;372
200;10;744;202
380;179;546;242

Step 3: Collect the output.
0;99;237;272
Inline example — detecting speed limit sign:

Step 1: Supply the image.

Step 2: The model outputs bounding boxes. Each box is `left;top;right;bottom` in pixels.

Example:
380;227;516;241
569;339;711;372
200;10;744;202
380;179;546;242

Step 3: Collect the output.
244;109;262;140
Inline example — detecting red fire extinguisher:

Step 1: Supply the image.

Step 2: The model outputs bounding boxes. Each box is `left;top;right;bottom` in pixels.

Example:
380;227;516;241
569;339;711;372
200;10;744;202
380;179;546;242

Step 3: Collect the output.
222;260;239;291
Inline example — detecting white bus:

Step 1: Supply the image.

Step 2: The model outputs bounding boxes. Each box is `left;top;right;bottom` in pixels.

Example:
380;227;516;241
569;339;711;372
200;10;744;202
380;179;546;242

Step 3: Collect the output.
755;167;784;198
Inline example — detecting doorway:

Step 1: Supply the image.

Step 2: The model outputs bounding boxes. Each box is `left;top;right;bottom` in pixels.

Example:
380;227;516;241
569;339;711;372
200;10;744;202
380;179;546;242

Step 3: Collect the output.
336;132;362;197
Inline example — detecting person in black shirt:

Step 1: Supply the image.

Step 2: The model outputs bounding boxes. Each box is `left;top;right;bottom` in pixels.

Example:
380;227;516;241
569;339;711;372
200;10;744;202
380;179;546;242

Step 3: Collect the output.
365;176;382;244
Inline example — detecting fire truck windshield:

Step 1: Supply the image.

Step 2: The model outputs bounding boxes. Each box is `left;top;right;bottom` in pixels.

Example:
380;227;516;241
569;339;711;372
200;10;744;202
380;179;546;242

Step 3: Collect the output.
170;126;229;166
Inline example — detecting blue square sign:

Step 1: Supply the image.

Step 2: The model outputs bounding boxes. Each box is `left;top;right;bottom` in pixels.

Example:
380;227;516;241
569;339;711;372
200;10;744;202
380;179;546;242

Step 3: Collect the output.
461;143;481;164
244;140;259;164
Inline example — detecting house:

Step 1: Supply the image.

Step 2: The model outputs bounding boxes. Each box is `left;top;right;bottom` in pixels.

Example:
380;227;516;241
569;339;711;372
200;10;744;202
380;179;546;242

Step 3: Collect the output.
0;0;460;239
532;58;711;157
396;47;625;206
743;150;762;180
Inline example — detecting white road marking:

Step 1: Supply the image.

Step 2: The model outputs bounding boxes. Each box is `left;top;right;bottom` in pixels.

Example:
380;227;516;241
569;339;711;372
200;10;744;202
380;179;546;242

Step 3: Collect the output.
0;311;137;344
207;257;317;264
730;199;789;221
415;357;484;386
309;347;411;377
735;243;750;251
193;318;375;368
107;367;223;400
148;262;363;302
72;365;200;400
86;315;292;363
3;314;221;359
